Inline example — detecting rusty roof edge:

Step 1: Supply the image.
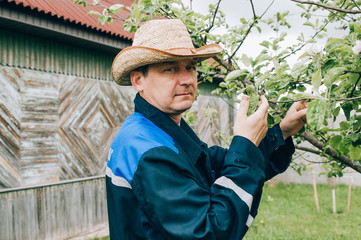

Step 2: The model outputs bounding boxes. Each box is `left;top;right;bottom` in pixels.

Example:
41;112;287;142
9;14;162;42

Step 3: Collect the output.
65;18;132;41
3;0;133;41
1;3;132;50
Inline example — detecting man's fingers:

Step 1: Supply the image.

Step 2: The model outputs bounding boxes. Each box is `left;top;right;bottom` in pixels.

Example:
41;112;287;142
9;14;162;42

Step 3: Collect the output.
238;95;250;118
297;108;308;123
256;95;269;117
291;99;309;112
298;108;308;116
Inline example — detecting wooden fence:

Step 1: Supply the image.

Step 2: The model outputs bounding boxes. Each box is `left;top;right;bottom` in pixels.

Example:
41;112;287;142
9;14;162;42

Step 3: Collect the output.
0;176;108;240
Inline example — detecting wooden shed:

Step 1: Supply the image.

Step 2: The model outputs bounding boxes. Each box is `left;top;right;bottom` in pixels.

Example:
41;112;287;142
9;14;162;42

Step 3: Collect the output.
0;0;234;238
0;0;135;188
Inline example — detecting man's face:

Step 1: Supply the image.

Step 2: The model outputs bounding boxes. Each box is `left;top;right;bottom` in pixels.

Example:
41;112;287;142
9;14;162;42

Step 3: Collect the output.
132;59;198;116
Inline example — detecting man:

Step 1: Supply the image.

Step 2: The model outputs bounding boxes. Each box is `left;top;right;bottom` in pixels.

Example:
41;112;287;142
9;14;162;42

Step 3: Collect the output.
106;19;307;240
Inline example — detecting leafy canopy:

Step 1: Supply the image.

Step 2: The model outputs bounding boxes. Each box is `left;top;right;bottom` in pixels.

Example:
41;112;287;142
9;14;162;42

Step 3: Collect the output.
76;0;361;176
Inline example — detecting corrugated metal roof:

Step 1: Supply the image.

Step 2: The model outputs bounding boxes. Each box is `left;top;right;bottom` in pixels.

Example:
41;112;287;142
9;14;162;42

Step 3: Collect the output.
7;0;134;40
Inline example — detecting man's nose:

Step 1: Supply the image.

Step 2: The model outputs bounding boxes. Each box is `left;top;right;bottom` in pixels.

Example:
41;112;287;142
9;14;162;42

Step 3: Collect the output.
178;69;196;85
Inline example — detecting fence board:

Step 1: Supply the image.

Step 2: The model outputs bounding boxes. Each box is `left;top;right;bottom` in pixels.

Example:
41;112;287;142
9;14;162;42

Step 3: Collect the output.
0;176;107;240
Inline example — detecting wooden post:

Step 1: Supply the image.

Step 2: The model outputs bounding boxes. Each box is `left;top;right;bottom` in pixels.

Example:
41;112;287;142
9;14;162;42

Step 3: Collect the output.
330;177;336;214
332;188;336;213
347;175;352;214
311;164;320;212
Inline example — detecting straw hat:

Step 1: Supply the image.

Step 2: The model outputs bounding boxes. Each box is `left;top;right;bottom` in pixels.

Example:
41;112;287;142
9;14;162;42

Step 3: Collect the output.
111;19;223;85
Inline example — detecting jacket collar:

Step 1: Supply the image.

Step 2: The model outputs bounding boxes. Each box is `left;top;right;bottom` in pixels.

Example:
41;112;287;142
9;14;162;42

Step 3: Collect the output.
134;93;204;163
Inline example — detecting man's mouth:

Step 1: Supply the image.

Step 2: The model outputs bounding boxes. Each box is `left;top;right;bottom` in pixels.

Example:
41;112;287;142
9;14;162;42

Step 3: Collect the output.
175;93;192;96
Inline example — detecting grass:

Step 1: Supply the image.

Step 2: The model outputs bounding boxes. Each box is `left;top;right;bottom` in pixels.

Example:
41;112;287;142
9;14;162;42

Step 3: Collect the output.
94;183;361;240
244;182;361;240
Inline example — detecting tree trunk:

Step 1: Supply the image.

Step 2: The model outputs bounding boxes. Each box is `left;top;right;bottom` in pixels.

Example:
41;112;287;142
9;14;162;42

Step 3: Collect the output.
300;131;361;173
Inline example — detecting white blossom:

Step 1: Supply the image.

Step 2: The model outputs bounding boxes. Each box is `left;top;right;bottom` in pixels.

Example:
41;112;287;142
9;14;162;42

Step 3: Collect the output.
352;40;361;55
299;55;311;63
305;43;324;55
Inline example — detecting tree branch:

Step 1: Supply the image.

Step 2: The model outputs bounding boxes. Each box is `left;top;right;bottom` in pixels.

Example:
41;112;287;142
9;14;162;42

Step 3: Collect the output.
300;131;361;173
269;95;361;104
268;98;310;104
97;2;126;21
228;0;275;60
228;21;256;61
205;0;222;32
250;0;257;17
295;144;322;155
346;70;361;74
350;74;361;97
351;0;361;10
294;150;329;164
333;95;361;101
290;0;361;14
282;11;338;59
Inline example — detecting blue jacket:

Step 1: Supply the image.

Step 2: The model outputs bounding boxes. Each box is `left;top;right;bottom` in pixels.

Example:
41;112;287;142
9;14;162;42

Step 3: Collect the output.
106;94;294;240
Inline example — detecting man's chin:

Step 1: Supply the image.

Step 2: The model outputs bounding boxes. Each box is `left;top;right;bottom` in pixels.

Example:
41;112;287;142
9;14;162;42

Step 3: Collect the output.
170;105;193;115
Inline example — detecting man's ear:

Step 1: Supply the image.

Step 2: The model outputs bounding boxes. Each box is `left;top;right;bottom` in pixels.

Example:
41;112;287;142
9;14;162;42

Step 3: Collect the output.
130;70;144;92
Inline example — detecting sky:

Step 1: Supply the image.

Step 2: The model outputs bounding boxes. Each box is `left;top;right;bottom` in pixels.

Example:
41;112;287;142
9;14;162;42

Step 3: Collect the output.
183;0;346;64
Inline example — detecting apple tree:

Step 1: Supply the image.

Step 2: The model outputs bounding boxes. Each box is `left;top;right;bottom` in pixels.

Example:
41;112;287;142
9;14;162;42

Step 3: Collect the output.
75;0;361;176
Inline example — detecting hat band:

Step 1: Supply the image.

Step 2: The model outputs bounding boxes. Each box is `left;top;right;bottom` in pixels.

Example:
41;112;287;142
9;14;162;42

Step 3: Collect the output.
166;48;197;55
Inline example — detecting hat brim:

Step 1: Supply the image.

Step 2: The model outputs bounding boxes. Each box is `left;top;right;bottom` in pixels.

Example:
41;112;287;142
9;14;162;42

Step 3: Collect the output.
111;44;223;86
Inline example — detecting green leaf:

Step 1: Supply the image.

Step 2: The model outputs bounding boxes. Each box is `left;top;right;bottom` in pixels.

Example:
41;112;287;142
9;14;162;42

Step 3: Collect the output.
339;138;351;155
347;133;359;142
109;4;124;13
287;93;313;101
93;0;100;4
254;54;272;65
255;73;271;87
333;106;340;117
247;95;259;117
291;62;306;79
297;52;309;61
311;68;322;91
241;54;251;67
88;10;101;15
349;145;361;160
98;15;106;25
260;41;270;49
341;102;353;121
106;16;113;25
323;67;346;89
219;82;227;88
329;135;342;150
273;59;282;77
325;38;348;52
339;121;350;131
225;70;248;82
307;99;328;130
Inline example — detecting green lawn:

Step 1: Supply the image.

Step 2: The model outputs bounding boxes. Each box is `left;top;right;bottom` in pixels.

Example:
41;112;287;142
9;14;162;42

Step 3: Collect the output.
244;182;361;240
96;183;361;240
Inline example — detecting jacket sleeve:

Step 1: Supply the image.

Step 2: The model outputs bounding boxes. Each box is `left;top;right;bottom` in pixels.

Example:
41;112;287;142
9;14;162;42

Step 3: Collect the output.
207;145;227;181
258;124;295;180
131;136;266;240
207;124;295;182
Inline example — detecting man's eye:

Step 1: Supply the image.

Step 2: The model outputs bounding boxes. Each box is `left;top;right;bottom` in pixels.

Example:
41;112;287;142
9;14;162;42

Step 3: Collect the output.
187;66;197;71
164;67;175;72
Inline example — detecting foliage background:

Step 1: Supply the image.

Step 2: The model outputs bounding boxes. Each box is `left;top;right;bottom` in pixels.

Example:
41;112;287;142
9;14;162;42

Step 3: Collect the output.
75;0;361;176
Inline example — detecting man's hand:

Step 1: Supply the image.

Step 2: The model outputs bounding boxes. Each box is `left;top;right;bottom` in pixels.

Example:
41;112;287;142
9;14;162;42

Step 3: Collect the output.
234;95;269;146
279;100;308;140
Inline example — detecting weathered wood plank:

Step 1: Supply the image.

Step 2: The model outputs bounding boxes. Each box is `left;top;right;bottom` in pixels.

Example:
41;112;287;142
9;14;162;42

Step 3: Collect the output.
0;67;22;188
0;29;117;82
1;65;234;190
0;176;107;240
192;94;234;147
